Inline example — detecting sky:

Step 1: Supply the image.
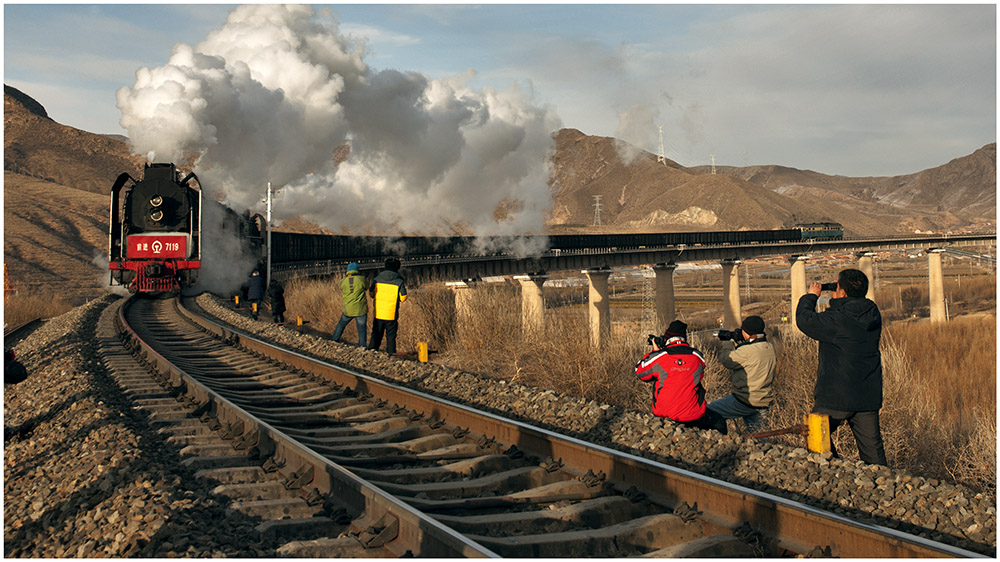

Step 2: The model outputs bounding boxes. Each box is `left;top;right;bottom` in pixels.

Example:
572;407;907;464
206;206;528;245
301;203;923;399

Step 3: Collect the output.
3;3;996;178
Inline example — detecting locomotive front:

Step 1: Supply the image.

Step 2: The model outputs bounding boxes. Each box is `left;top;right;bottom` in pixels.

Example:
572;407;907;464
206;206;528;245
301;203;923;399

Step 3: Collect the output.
109;163;202;293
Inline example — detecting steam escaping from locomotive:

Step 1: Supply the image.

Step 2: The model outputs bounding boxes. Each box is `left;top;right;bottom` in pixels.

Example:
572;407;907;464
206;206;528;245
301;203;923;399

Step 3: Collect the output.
117;5;560;250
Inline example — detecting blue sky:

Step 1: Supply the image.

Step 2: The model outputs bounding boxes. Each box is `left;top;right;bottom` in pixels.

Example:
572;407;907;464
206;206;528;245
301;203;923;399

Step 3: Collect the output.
4;3;996;177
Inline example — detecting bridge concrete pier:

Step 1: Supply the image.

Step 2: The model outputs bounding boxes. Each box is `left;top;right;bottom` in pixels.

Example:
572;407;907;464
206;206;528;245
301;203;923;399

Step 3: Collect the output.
928;248;947;323
789;256;808;333
721;260;742;330
514;274;548;334
857;251;877;300
583;268;612;347
445;280;478;332
652;263;677;334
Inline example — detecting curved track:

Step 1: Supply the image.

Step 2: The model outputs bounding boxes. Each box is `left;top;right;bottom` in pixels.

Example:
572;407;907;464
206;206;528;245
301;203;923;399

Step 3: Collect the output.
108;295;982;558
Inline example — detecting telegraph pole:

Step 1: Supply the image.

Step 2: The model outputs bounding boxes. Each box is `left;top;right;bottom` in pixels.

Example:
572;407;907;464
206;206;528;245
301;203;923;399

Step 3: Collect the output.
657;126;666;165
266;182;273;284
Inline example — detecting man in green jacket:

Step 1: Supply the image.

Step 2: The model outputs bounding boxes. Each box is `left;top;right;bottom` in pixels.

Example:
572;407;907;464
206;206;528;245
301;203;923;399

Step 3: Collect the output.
332;263;368;346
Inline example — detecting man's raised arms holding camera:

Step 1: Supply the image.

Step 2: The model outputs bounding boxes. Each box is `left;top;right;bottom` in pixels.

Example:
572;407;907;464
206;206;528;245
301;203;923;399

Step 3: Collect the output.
796;268;887;465
634;320;717;430
705;315;776;435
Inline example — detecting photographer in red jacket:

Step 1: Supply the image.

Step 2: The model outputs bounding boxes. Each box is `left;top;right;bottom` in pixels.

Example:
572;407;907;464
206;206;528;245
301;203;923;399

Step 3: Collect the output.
635;320;717;430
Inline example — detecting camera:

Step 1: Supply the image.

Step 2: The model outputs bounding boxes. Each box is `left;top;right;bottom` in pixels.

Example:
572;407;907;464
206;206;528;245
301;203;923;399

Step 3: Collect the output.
820;282;838;292
715;329;745;343
646;334;667;348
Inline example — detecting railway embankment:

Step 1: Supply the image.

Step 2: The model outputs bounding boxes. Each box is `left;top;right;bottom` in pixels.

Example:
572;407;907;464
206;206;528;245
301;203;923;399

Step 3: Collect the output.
3;296;283;557
3;294;996;557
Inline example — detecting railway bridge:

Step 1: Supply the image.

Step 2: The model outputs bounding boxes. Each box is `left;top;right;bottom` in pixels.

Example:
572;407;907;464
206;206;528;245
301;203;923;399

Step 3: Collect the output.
273;233;995;347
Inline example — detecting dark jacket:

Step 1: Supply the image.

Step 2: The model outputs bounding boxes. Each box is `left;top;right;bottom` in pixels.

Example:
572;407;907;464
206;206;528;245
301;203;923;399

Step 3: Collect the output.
370;270;407;321
247;274;265;301
268;281;286;314
796;294;883;411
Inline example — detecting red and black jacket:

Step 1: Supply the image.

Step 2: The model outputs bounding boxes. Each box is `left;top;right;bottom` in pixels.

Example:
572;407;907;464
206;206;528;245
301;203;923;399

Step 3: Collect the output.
634;337;707;422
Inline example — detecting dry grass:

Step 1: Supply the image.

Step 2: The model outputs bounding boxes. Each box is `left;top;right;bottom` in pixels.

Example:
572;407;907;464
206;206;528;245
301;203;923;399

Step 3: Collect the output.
286;277;996;493
3;291;74;328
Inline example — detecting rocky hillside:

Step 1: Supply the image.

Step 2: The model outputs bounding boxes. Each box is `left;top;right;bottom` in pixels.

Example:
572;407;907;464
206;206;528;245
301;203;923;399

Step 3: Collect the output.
551;128;994;235
3;85;994;300
696;146;996;223
4;85;143;195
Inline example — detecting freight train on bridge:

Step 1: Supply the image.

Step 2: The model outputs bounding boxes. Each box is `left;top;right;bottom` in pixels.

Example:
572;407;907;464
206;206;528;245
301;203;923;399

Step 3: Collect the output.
269;224;844;266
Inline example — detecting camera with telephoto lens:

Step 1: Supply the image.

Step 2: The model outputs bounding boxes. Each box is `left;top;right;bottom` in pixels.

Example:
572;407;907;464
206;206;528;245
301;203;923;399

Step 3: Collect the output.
820;282;838;292
714;329;745;343
646;334;667;348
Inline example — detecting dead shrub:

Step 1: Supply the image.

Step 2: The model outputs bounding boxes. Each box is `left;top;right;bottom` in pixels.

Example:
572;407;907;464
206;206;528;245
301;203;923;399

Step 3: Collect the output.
3;291;73;327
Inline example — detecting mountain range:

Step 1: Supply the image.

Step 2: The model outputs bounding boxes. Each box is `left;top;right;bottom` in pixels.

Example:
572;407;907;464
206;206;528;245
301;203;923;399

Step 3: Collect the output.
3;85;995;300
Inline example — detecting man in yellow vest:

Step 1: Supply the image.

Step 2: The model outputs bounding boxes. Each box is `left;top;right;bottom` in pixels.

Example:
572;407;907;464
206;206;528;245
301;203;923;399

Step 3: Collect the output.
368;257;407;354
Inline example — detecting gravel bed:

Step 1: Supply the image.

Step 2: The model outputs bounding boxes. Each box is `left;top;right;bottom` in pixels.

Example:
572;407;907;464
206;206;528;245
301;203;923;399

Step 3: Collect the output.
196;293;996;555
3;295;995;557
4;296;283;557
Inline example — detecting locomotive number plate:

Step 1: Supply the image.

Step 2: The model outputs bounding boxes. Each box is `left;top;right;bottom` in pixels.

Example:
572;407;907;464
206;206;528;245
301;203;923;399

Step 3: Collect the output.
127;234;189;258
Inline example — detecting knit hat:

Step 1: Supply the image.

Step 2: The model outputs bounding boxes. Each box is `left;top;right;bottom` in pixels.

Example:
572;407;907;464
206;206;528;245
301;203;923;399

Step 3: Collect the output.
664;320;688;338
347;262;359;273
741;315;765;336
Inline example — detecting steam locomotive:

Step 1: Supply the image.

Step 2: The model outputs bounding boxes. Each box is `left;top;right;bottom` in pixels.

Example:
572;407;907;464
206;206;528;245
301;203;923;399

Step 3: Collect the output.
109;163;202;293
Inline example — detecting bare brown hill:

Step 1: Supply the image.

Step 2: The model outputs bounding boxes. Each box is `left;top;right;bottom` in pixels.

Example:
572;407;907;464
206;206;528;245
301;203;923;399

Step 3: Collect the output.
2;86;994;300
695;144;996;222
4;85;143;195
551;128;995;235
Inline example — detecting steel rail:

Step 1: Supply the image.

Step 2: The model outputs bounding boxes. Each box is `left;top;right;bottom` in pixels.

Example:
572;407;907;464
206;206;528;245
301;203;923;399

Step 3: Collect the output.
4;317;43;341
117;296;498;558
176;296;985;558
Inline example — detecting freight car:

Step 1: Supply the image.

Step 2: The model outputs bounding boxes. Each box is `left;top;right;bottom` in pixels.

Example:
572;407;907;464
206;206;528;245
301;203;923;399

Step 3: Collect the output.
269;228;805;265
109;163;202;293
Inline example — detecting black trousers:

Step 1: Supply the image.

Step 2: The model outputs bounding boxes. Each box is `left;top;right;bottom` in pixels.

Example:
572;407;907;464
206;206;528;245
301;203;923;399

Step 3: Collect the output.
369;319;398;354
814;407;887;465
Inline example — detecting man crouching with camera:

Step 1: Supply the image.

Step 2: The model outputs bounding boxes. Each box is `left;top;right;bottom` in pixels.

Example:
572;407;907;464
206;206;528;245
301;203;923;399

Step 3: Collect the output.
634;320;717;430
705;315;776;435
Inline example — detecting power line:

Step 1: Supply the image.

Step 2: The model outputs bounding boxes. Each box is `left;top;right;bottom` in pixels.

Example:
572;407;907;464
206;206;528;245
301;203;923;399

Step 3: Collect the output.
592;195;603;226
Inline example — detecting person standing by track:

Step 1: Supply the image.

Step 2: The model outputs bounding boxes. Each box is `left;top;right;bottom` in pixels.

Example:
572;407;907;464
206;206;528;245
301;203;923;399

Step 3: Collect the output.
796;268;887;465
332;263;368;347
368;257;407;355
247;270;265;321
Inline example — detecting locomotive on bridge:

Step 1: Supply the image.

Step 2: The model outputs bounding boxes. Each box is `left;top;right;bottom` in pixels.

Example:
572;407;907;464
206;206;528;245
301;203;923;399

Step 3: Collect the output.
109;163;202;293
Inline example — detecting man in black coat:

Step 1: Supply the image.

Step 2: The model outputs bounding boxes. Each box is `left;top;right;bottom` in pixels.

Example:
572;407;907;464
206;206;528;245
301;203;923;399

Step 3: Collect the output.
247;270;265;321
796;268;887;465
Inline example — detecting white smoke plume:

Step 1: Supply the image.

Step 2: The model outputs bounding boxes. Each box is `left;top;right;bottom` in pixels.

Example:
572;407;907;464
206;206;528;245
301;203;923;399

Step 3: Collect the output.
117;5;561;268
613;104;660;165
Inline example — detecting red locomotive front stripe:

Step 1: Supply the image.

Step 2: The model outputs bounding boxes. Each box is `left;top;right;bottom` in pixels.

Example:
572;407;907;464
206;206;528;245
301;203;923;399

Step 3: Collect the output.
127;234;189;258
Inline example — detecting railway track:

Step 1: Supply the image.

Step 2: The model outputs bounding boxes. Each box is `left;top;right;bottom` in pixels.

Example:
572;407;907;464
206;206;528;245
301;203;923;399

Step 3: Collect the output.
104;294;983;558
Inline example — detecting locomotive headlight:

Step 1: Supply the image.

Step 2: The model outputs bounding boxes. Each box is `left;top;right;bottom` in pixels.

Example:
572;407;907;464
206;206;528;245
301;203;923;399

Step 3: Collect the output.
150;209;164;222
150;195;163;207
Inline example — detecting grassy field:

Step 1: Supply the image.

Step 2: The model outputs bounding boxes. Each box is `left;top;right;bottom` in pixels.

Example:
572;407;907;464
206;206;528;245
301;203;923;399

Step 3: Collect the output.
286;270;996;494
8;260;991;493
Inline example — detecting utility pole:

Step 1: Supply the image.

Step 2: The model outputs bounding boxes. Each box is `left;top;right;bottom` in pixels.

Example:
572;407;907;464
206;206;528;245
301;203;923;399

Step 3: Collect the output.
745;262;750;301
710;154;717;175
592;195;603;226
657;126;666;165
265;182;274;284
